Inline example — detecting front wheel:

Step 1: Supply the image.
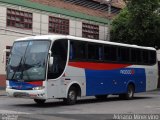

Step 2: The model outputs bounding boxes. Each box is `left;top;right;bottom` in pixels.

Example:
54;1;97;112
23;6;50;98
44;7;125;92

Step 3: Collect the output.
63;87;77;105
34;99;46;104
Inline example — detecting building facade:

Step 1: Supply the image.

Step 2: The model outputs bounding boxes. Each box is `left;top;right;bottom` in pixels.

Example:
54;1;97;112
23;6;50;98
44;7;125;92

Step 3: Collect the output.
0;0;123;88
157;50;160;61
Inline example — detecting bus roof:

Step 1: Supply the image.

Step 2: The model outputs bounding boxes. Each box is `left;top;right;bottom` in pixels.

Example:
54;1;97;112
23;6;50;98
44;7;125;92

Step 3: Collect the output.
16;35;156;51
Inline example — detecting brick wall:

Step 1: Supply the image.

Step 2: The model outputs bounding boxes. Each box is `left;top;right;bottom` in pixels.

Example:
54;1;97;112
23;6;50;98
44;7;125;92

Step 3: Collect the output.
29;0;115;19
0;75;6;88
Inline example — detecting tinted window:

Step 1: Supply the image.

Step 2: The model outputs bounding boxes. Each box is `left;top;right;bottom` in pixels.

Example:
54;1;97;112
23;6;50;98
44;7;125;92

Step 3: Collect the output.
48;39;68;79
88;44;103;60
104;46;117;61
149;50;156;64
70;41;86;60
131;49;137;63
69;40;156;65
118;47;130;62
142;50;149;64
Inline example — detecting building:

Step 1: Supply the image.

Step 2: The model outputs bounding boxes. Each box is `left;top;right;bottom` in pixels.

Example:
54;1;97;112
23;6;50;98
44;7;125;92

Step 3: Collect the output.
157;50;160;61
0;0;124;88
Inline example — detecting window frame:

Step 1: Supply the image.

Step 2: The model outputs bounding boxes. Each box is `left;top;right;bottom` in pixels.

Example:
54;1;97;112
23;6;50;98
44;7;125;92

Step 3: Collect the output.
82;23;99;39
49;16;69;35
6;8;33;30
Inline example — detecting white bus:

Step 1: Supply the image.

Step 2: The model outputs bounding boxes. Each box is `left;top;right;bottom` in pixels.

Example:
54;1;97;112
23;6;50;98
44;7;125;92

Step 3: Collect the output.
6;35;158;105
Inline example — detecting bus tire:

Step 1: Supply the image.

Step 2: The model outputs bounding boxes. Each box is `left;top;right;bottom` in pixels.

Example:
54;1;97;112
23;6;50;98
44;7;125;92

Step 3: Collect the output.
34;99;46;104
63;87;77;105
95;95;108;100
119;84;135;100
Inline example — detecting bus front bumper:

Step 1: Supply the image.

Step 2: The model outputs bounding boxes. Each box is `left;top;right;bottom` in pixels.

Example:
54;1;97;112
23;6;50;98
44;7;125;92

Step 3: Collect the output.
6;88;47;99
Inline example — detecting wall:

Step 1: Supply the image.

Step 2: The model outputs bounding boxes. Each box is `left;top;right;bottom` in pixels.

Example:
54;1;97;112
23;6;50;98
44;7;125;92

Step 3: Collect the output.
157;50;160;61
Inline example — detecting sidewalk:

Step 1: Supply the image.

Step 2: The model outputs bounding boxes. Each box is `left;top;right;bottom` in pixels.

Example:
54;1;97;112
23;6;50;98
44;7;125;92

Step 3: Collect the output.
0;87;6;96
0;90;6;96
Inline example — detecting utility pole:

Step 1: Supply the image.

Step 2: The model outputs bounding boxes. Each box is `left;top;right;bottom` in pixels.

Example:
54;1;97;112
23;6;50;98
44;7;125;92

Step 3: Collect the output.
101;0;119;41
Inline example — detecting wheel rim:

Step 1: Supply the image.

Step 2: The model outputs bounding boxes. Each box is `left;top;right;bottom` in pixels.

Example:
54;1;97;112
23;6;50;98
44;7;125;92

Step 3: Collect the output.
128;86;133;98
69;90;76;101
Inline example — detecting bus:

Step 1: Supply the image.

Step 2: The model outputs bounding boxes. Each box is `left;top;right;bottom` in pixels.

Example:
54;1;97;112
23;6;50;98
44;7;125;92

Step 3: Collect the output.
6;35;158;105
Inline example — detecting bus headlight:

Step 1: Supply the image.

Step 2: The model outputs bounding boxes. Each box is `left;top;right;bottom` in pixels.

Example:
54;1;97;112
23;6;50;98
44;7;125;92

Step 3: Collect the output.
32;86;45;90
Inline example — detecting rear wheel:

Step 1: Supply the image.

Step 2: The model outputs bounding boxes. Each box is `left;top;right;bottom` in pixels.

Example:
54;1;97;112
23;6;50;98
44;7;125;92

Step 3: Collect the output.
119;84;135;100
34;99;46;104
63;87;77;105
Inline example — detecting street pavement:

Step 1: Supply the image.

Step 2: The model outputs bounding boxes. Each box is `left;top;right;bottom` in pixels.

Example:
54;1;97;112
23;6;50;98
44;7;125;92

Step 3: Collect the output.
0;89;160;120
0;89;6;96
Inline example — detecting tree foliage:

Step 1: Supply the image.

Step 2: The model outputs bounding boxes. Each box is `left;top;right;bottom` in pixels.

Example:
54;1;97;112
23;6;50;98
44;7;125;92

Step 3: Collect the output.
111;0;160;49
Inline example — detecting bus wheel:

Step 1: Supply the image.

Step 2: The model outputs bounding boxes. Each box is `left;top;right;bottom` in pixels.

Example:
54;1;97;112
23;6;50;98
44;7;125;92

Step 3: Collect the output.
119;84;135;100
95;95;108;100
34;99;46;104
63;87;77;105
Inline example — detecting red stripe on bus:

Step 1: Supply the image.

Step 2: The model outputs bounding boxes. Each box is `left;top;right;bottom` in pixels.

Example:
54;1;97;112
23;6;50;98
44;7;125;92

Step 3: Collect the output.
68;62;131;70
27;81;43;86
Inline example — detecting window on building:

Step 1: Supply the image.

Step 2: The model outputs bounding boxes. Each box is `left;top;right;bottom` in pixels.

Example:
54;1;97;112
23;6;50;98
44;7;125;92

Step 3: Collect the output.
49;16;69;35
7;8;32;29
82;23;99;39
6;46;12;65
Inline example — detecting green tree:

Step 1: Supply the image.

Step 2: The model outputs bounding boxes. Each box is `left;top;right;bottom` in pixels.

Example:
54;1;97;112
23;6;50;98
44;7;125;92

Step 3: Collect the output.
111;0;160;49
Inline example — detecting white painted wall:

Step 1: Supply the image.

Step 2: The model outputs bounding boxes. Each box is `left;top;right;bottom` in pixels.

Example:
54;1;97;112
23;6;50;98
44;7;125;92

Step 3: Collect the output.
157;50;160;61
75;21;82;37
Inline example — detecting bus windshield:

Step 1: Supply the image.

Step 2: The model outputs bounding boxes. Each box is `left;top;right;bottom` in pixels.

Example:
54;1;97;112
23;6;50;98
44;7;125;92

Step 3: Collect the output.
7;40;50;81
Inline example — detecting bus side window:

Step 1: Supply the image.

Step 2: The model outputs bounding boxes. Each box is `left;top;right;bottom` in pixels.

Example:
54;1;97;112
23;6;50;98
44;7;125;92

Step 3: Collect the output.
69;42;73;60
75;41;86;60
104;45;117;62
120;47;130;62
48;39;68;79
142;50;149;64
110;46;117;62
149;51;156;65
137;50;142;64
69;41;86;60
88;44;99;61
131;49;137;63
98;46;103;60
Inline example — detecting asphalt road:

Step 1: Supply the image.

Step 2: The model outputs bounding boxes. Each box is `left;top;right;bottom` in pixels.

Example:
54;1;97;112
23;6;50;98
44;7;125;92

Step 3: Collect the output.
0;90;160;120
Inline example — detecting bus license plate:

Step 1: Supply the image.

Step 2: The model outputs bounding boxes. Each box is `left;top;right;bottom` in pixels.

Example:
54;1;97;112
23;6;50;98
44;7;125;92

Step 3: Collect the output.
13;92;29;97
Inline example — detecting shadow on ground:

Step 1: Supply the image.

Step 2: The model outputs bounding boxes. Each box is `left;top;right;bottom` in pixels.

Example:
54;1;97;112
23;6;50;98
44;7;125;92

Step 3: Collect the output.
12;96;153;108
